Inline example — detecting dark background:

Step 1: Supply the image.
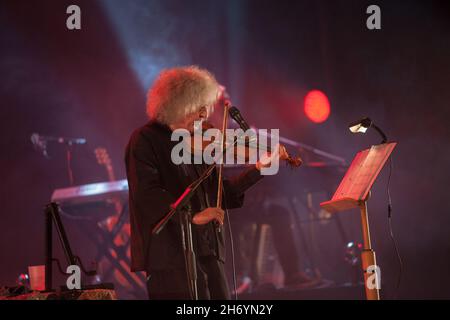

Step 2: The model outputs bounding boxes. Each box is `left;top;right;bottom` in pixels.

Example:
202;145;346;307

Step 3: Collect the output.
1;0;449;299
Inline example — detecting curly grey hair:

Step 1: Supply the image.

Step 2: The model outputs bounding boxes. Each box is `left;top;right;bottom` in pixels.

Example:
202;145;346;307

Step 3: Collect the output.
146;66;219;125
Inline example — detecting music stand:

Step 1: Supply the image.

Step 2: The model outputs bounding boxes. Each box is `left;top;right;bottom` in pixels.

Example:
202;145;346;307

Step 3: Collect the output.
320;142;397;300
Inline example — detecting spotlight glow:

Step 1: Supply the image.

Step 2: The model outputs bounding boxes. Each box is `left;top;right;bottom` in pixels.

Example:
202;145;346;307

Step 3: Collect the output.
304;90;331;123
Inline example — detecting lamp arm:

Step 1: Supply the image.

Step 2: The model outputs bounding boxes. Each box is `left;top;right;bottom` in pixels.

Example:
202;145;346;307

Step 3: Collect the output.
372;124;388;144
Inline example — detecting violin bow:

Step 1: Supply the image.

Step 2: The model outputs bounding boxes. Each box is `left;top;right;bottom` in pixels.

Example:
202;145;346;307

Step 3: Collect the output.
216;101;230;208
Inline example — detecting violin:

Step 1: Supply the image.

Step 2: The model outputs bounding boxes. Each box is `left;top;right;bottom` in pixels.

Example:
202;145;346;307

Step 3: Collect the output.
182;102;303;231
187;120;303;169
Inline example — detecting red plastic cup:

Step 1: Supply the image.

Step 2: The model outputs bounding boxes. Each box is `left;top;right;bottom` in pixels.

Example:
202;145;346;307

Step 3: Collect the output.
28;265;46;291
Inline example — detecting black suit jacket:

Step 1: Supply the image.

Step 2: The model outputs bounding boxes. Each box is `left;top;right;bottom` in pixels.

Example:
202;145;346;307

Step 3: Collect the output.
125;121;263;273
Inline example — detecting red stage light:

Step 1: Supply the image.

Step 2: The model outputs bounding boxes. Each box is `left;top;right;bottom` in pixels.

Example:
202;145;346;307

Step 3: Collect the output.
304;90;330;123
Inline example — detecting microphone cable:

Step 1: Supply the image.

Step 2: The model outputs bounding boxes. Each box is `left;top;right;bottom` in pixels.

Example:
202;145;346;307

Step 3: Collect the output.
222;187;238;300
387;155;403;299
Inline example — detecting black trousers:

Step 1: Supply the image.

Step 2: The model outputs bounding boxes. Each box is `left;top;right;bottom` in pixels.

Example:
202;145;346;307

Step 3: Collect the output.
146;256;230;300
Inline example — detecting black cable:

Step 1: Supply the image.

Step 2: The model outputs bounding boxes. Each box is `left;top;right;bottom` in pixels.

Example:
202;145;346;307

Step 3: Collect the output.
52;258;69;275
387;155;403;299
222;186;238;300
225;207;238;300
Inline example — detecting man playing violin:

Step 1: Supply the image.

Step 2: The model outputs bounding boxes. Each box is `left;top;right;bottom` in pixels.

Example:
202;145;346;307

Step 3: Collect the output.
125;66;288;300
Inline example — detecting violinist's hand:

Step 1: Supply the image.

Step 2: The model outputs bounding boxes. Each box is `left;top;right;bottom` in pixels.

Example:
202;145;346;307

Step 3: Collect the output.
192;207;225;225
256;143;289;170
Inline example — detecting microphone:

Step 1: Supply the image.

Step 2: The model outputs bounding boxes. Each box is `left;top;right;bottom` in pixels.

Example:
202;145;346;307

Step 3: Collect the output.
31;133;87;158
30;133;49;158
228;106;250;131
31;133;87;145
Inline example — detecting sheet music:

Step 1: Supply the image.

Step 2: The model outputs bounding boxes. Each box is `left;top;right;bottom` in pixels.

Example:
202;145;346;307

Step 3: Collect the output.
331;143;397;202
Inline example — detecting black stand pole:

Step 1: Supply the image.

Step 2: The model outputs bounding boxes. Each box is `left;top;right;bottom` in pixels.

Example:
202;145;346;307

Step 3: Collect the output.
44;202;96;292
45;202;77;291
45;204;53;292
151;162;217;300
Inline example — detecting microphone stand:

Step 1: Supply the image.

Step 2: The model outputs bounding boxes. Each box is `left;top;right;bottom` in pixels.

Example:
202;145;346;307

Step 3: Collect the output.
152;107;241;300
153;105;286;299
152;161;216;300
66;142;74;186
